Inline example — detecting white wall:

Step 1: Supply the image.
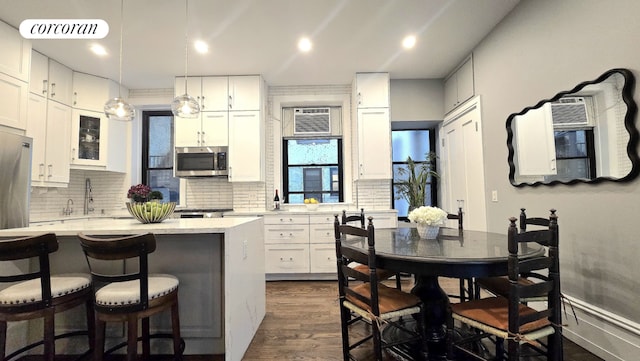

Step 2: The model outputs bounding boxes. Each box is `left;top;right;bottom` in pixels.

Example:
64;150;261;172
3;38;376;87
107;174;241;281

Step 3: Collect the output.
472;0;640;359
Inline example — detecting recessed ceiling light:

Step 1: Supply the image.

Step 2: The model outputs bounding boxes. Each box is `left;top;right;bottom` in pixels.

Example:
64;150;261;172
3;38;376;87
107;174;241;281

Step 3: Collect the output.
90;43;107;56
402;35;416;49
298;37;312;52
194;40;209;54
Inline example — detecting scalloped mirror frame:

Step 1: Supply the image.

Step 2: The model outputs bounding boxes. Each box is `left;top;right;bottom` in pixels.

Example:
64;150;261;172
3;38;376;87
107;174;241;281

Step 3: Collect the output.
506;68;639;187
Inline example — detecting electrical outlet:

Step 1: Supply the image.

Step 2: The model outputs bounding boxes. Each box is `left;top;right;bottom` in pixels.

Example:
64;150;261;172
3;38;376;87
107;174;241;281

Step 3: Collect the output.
491;190;498;202
242;240;248;259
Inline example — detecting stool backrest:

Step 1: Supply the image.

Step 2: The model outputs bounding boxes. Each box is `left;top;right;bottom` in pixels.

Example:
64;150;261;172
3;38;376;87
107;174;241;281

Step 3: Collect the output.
0;233;58;312
78;232;157;313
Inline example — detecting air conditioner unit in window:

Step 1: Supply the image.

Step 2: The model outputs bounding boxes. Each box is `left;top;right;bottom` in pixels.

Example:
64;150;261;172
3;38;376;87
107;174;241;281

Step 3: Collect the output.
550;96;592;127
294;108;331;135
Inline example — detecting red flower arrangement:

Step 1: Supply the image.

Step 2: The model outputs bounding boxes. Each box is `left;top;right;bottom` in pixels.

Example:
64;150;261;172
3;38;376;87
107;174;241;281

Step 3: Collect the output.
127;184;152;202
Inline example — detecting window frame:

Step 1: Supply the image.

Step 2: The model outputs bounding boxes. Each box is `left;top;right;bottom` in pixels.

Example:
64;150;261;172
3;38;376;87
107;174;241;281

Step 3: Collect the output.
282;137;344;204
141;110;179;200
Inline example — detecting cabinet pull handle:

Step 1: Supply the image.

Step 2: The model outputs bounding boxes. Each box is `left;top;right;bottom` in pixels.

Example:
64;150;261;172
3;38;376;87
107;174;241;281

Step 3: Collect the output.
201;96;205;109
50;83;56;97
39;163;45;178
42;80;48;95
48;164;53;178
73;91;77;105
228;95;232;109
72;148;76;161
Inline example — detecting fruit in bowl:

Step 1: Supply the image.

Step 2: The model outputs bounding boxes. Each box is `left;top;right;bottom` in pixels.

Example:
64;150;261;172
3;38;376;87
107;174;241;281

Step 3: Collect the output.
126;201;176;223
304;198;319;210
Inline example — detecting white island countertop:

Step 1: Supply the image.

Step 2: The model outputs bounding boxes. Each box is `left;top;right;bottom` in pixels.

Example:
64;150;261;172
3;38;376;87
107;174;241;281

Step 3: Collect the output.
0;215;265;360
0;216;261;237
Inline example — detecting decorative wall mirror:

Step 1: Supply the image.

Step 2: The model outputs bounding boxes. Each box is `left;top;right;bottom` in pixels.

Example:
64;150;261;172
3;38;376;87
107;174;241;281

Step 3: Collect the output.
507;68;639;186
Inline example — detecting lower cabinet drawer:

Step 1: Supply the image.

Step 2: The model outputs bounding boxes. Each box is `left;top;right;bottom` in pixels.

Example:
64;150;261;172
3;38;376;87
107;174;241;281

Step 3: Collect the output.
265;245;310;273
264;226;309;244
309;225;334;243
310;244;337;273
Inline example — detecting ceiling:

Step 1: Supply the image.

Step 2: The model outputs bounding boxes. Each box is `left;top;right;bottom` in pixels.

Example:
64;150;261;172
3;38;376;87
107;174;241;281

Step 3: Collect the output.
0;0;520;90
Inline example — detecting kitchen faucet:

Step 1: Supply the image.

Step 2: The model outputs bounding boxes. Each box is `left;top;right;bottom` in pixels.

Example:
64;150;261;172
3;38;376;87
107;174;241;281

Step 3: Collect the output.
84;178;94;215
63;199;73;216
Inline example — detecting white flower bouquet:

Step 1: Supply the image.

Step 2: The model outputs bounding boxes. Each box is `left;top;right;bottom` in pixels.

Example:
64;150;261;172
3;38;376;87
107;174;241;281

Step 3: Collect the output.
408;206;448;226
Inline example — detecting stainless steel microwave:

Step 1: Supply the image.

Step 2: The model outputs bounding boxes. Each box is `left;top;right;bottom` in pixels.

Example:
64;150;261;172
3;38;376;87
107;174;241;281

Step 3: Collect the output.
175;146;228;177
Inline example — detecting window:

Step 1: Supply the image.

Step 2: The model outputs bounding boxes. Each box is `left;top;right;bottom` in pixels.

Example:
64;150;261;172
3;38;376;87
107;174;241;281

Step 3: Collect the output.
546;129;596;181
142;111;180;202
392;129;437;219
283;138;343;204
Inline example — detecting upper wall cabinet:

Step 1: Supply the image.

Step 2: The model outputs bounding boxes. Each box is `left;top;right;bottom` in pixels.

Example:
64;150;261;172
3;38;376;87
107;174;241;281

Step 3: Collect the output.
0;21;30;130
353;73;391;180
30;51;73;106
175;76;229;112
72;72;120;112
354;73;390;108
444;55;474;114
507;68;639;186
0;72;29;130
0;20;31;82
228;75;261;111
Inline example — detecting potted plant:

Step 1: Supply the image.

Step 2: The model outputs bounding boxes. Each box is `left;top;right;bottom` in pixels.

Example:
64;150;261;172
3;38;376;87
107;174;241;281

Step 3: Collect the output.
149;191;164;202
394;152;439;211
127;184;152;203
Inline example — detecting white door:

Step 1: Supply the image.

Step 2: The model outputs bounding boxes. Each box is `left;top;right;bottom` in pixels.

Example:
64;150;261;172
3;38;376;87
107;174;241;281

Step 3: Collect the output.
441;97;487;231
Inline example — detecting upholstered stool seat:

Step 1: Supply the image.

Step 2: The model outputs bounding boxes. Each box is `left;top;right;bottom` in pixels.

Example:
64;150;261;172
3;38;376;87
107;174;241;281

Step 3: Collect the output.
0;234;94;361
94;274;178;307
0;274;91;306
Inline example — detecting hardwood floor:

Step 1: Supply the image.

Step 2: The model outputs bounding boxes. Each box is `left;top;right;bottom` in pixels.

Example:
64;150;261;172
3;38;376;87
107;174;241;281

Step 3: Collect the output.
18;279;602;361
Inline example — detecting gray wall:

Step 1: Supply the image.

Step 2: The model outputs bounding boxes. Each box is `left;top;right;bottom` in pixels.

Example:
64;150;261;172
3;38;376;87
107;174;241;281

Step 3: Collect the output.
390;79;444;121
474;0;640;322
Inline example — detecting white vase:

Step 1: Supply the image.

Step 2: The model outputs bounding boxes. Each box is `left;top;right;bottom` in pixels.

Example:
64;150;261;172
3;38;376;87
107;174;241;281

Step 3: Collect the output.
416;224;440;239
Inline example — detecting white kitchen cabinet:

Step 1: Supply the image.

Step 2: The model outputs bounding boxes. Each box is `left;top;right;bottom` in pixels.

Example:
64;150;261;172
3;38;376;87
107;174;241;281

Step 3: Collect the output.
444;55;474;113
70;109;107;167
228;76;261;111
47;59;73;106
354;73;389;109
0;72;29;130
27;93;71;187
174;76;231;147
357;107;391;179
29;51;73;106
175;111;229;147
228;110;263;182
175;76;228;112
0;20;30;82
70;109;128;172
264;214;310;274
72;72;120;112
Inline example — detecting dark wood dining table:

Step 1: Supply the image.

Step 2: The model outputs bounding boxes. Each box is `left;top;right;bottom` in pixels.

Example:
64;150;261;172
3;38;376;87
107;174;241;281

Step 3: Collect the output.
340;226;545;360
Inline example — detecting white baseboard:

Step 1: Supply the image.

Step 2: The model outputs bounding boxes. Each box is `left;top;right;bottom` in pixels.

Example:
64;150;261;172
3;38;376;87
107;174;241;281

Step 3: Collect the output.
562;295;640;361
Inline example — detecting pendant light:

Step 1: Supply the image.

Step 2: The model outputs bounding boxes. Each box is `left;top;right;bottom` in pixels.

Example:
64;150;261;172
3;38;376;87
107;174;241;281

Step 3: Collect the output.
104;0;135;121
171;0;200;118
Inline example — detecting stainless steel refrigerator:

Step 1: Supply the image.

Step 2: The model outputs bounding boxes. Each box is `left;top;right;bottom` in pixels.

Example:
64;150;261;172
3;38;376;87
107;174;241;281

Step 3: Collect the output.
0;131;32;229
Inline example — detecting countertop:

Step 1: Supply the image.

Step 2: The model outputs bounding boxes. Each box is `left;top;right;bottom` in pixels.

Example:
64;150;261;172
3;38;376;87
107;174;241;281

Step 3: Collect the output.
0;216;262;237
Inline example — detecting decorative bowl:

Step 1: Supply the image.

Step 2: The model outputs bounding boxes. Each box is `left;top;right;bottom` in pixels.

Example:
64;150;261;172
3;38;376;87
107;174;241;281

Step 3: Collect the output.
126;201;176;223
306;203;319;211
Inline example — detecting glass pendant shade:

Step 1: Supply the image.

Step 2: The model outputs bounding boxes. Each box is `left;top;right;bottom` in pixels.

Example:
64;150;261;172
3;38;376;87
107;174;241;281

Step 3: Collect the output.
104;96;135;120
171;93;200;118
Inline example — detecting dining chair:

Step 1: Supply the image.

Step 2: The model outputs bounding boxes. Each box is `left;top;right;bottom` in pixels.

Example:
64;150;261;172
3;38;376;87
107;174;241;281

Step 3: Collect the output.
476;208;557;302
343;209;402;290
0;233;94;361
77;232;183;361
447;212;562;361
334;215;425;361
444;207;478;302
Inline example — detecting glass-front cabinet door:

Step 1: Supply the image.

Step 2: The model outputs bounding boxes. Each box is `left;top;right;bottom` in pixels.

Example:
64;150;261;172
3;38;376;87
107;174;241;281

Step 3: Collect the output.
71;109;107;166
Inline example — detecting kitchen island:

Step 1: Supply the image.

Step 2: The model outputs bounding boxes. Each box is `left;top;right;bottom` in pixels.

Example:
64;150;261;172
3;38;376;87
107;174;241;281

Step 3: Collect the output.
0;216;265;360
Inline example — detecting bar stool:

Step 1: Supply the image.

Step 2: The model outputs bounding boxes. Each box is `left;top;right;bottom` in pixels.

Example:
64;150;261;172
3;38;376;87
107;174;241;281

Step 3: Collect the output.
77;232;183;361
0;233;94;361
